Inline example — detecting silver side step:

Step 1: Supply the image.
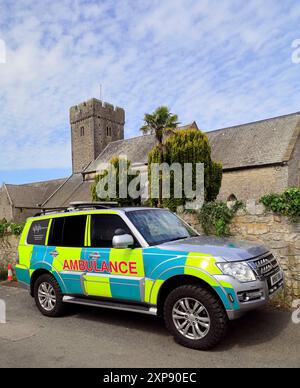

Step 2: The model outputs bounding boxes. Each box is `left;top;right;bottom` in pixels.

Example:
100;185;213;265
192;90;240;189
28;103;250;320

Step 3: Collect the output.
63;296;157;316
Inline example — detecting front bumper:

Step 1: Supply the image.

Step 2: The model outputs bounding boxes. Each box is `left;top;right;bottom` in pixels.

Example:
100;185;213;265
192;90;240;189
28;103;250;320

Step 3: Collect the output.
216;269;284;320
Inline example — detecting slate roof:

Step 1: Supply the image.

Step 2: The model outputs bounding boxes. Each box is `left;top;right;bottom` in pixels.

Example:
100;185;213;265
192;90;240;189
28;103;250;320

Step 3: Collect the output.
86;134;156;171
42;173;93;208
4;178;66;208
206;112;300;170
178;121;199;131
85;122;199;173
85;113;300;174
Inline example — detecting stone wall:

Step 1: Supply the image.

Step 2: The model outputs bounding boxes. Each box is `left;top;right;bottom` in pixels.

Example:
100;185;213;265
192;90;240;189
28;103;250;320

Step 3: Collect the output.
0;234;19;274
179;200;300;306
231;201;299;305
218;165;289;201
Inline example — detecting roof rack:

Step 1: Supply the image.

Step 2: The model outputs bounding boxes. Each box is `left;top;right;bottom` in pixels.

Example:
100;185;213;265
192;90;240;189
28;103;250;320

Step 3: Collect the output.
68;201;119;210
35;207;69;217
34;202;119;217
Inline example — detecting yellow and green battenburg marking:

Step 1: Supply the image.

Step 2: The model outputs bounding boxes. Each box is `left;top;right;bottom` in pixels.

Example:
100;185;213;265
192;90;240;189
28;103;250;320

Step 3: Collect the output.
15;212;239;312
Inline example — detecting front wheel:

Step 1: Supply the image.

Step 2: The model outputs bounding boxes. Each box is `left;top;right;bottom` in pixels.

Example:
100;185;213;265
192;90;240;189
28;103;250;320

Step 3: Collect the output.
34;273;66;317
164;285;228;350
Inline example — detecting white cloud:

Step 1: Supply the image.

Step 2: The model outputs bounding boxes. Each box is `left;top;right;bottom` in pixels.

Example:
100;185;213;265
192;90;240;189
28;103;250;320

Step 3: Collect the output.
0;0;300;172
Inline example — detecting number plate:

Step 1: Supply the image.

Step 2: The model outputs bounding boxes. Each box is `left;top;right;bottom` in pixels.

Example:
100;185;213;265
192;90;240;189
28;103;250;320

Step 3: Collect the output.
270;271;283;286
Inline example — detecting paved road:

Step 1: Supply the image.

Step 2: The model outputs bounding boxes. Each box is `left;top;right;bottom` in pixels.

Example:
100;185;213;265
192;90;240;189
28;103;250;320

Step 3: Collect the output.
0;285;299;368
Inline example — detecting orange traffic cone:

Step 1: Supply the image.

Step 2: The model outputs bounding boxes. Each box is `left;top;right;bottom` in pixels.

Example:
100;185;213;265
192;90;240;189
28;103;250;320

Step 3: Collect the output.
7;264;13;282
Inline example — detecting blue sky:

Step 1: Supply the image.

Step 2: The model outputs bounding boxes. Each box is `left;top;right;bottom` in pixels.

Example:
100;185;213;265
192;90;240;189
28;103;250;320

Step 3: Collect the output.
1;0;300;184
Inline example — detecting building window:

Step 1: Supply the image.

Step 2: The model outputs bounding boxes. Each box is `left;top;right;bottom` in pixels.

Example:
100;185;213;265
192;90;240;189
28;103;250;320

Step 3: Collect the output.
80;127;85;136
106;126;112;137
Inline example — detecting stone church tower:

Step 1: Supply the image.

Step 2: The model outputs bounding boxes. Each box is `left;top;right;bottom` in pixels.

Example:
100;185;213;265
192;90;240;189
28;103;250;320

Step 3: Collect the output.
70;98;125;173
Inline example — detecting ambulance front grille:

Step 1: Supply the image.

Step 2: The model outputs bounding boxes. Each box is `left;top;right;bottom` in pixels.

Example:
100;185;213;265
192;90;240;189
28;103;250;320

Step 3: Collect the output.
250;253;280;278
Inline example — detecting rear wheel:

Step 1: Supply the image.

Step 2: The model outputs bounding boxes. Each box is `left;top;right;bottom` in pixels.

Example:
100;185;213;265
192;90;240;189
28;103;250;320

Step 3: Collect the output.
34;273;66;317
164;285;228;350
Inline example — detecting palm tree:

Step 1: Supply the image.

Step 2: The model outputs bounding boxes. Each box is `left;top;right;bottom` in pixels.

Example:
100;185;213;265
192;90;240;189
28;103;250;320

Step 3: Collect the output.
141;106;179;207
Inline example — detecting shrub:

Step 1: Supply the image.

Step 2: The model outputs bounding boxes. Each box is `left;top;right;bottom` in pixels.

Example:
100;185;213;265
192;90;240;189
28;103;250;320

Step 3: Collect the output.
0;222;9;237
148;128;223;211
0;221;24;237
10;223;25;236
260;187;300;223
198;200;244;237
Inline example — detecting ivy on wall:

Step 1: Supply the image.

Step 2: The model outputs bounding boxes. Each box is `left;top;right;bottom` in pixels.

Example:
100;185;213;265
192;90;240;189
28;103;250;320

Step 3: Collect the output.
260;187;300;223
197;201;244;237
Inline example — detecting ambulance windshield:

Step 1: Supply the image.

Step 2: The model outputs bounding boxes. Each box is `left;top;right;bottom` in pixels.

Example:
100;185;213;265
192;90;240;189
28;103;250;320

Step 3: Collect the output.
126;209;198;246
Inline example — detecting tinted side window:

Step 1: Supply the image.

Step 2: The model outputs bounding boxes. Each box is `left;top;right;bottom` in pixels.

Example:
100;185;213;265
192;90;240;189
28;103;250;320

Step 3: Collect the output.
48;216;86;247
48;217;64;246
91;215;132;248
27;219;49;245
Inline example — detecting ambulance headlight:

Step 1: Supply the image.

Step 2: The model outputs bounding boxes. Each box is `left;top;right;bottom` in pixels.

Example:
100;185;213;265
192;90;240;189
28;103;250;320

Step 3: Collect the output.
217;262;256;283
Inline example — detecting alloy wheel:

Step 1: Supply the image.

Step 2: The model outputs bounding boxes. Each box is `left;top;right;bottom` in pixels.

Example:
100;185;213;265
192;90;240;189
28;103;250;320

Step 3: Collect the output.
172;297;210;340
38;282;57;312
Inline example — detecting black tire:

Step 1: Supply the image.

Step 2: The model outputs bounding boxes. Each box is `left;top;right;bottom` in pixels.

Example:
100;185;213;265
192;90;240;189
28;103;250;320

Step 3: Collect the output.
33;273;66;317
164;285;228;350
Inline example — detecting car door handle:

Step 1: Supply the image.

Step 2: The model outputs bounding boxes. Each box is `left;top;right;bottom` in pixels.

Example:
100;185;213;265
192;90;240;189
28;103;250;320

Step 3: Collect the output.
50;250;59;258
88;252;100;259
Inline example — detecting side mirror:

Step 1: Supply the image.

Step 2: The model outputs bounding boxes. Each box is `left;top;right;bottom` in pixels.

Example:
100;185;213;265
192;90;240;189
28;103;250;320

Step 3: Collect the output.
112;233;134;249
